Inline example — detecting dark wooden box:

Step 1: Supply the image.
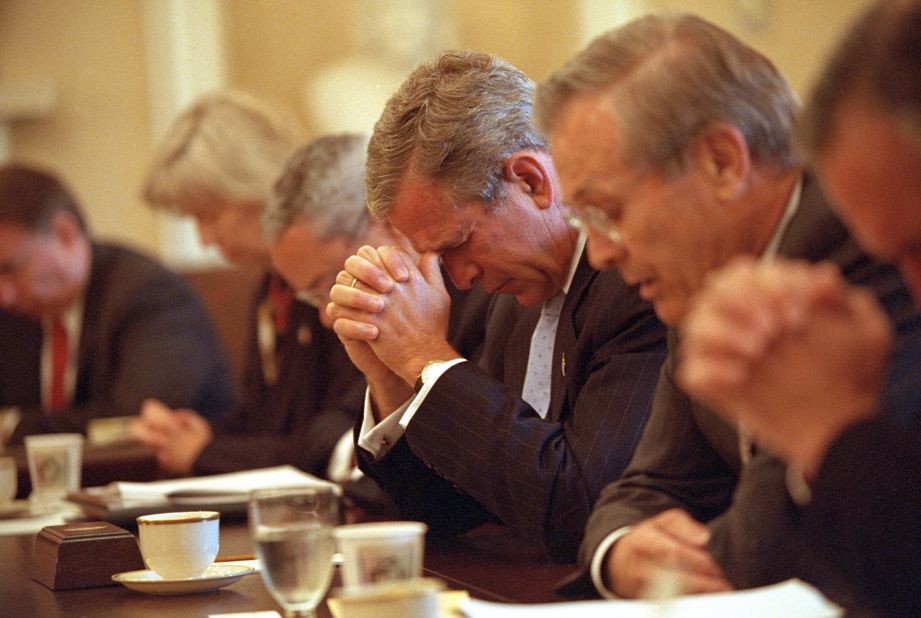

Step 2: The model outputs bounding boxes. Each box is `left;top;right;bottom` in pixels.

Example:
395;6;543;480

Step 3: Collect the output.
31;521;145;590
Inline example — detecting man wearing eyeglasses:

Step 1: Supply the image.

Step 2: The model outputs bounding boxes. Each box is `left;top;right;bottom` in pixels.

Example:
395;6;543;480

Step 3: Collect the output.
536;14;921;605
327;50;666;562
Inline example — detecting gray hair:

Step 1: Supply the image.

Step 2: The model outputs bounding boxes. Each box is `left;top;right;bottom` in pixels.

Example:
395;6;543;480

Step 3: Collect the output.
799;1;921;161
536;13;800;176
143;90;304;213
263;133;370;243
366;50;548;217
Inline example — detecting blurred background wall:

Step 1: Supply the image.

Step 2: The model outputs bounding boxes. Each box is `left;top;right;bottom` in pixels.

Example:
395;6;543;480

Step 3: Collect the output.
0;0;872;264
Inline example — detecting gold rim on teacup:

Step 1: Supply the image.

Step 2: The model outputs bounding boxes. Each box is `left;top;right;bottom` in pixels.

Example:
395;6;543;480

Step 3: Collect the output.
137;511;220;526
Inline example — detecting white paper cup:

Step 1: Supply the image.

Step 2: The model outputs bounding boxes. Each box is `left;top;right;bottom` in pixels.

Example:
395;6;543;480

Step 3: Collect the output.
137;511;220;579
333;521;427;588
0;457;16;504
24;433;83;509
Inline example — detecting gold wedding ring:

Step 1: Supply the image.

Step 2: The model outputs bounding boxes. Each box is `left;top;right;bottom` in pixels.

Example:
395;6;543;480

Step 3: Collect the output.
349;277;359;288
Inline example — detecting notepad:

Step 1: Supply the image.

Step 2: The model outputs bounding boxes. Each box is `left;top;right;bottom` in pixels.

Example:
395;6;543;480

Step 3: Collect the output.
114;465;335;501
68;466;338;523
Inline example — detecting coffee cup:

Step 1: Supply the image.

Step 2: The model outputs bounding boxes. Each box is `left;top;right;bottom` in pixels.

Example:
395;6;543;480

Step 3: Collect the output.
24;433;83;510
136;511;220;579
333;521;427;588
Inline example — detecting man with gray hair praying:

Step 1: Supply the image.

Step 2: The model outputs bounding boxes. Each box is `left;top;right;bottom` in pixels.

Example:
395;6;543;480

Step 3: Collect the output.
327;50;666;561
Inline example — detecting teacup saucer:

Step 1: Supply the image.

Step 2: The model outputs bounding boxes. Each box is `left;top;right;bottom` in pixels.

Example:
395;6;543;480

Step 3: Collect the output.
112;564;254;595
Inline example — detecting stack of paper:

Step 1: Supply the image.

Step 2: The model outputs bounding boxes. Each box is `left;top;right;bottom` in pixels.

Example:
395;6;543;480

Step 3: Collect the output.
115;465;335;501
462;579;842;618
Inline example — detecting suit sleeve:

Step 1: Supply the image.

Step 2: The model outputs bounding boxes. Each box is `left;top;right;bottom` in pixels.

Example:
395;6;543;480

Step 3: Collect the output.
800;418;921;613
365;273;665;562
578;345;739;570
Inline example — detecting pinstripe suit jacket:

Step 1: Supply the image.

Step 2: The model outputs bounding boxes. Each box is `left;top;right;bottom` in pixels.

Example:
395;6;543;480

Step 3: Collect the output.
574;176;921;606
357;252;667;562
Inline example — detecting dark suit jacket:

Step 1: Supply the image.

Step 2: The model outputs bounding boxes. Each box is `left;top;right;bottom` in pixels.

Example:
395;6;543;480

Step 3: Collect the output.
194;274;364;477
576;176;921;608
798;323;921;614
358;251;667;562
0;242;236;443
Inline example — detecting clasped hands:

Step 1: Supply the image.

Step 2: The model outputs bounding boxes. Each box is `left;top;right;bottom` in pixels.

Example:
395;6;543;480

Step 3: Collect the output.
678;256;893;479
129;399;214;476
327;245;458;417
608;257;895;598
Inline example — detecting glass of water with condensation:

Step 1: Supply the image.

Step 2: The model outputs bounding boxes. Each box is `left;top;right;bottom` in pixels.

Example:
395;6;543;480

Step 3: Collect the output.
249;486;340;618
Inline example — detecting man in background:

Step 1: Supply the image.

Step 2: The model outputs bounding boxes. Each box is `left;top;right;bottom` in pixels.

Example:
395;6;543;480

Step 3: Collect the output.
535;13;920;605
678;2;921;611
0;163;234;444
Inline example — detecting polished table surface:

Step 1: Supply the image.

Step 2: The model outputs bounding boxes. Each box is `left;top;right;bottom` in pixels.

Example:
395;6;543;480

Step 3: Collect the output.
1;522;575;617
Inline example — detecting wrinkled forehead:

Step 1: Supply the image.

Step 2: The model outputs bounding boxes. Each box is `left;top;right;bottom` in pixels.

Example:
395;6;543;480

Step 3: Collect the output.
549;96;638;205
387;174;470;251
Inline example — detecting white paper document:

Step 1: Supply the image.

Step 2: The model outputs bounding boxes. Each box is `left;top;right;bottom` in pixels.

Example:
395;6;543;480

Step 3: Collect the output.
462;579;842;618
114;465;336;500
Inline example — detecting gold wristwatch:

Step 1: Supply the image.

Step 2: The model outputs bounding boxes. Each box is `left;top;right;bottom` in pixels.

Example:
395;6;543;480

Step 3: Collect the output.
413;360;447;393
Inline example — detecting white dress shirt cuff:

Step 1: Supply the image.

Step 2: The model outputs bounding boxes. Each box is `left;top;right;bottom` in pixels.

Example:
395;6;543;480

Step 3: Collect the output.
590;526;634;599
399;358;467;427
326;428;364;483
358;359;467;460
358;389;411;459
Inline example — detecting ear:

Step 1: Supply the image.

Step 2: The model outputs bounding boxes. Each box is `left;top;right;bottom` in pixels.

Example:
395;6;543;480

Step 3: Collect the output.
691;122;751;200
502;151;556;210
48;211;83;249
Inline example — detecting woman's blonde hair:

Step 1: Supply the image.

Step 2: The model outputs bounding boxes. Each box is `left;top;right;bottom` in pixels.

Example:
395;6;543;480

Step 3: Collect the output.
143;90;305;213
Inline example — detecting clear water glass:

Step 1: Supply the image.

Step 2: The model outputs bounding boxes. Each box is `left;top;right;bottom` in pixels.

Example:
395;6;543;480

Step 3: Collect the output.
249;486;340;618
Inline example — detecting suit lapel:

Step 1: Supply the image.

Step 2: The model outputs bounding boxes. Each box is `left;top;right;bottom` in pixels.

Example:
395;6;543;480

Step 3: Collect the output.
776;174;847;261
547;253;595;422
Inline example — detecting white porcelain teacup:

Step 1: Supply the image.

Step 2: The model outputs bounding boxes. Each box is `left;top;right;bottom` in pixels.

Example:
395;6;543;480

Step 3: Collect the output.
137;511;220;579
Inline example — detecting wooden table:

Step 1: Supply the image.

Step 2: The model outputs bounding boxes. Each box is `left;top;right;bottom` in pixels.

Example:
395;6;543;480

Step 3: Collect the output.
0;523;575;617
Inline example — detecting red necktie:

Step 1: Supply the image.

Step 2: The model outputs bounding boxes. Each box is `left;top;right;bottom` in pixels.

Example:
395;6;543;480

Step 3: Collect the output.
267;274;294;333
50;315;69;413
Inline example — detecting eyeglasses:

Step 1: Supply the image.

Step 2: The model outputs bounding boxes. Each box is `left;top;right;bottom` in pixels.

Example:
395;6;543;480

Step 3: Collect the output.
564;205;623;244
